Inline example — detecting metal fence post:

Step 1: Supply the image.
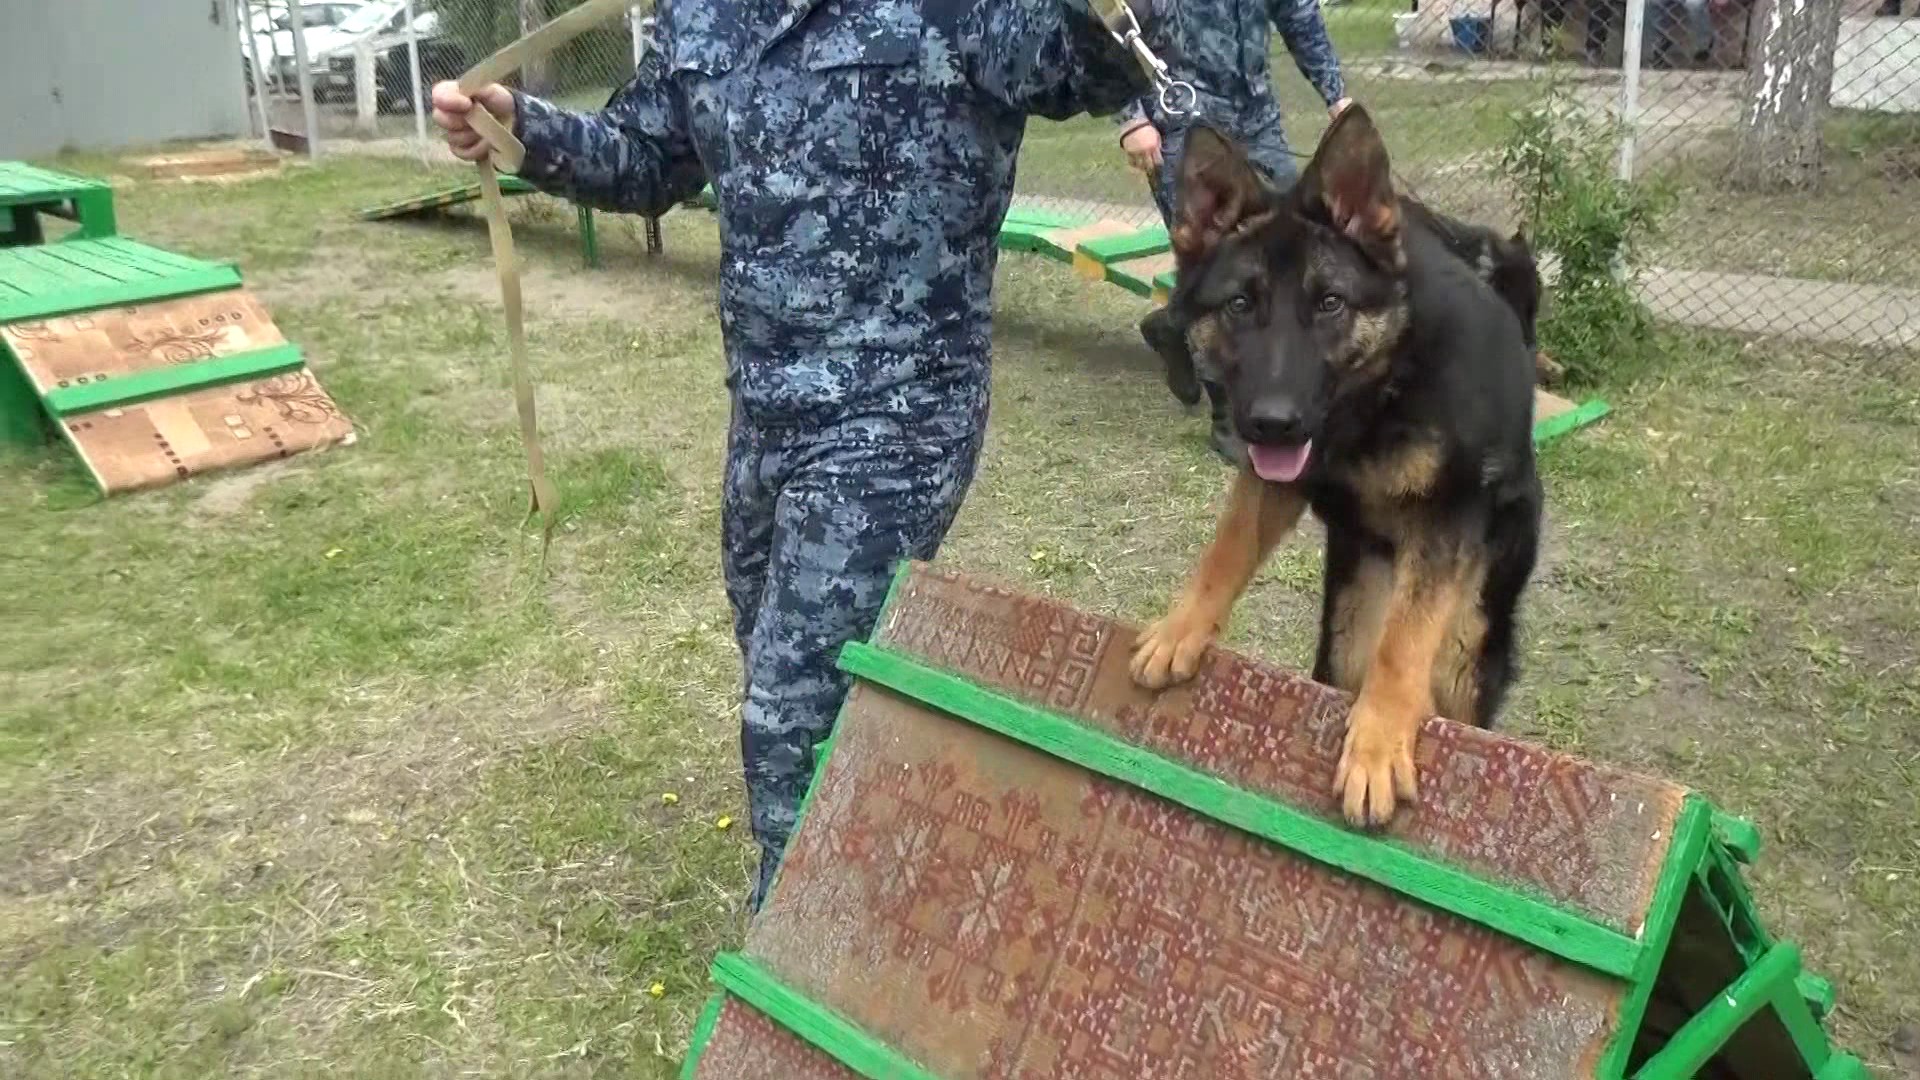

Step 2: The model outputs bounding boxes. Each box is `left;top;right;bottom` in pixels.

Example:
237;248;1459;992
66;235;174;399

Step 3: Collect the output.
239;0;276;152
406;0;428;146
631;3;647;69
287;0;322;159
1617;0;1648;181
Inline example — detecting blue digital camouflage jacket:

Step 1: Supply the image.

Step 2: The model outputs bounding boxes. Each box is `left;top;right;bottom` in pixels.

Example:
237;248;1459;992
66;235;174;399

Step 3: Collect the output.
1116;0;1346;134
508;0;1150;440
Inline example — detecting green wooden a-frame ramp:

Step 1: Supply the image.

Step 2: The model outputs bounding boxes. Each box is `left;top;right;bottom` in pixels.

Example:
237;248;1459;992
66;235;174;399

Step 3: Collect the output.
681;562;1862;1079
2;161;354;494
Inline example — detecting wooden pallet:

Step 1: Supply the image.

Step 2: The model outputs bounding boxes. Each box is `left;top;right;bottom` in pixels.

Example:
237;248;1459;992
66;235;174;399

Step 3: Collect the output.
0;161;118;247
0;238;353;494
682;562;1865;1080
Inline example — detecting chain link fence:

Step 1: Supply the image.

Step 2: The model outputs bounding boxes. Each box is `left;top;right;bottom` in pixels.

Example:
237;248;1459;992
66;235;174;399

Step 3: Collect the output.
237;0;1918;354
1010;0;1918;358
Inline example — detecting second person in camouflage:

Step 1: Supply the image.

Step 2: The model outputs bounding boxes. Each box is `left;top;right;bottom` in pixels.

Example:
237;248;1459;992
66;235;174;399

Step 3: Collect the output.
1117;0;1352;464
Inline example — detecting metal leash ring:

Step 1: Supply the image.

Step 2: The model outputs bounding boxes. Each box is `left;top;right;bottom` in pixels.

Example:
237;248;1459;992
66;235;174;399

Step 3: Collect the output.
1158;79;1197;118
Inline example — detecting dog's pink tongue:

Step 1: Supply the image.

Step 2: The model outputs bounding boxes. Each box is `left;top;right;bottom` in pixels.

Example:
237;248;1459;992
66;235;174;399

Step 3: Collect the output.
1249;441;1313;483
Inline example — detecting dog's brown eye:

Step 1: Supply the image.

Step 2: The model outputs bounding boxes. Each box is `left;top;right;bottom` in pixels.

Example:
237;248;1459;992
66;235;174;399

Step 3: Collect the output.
1227;295;1254;317
1317;294;1346;315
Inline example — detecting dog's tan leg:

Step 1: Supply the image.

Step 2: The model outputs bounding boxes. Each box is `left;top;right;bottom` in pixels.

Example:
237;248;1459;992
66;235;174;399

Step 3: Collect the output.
1130;468;1306;689
1333;545;1476;826
1326;553;1393;695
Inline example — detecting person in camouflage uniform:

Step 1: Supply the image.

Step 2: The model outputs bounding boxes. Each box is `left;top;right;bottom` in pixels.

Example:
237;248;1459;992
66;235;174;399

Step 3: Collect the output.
434;0;1154;913
1116;0;1350;464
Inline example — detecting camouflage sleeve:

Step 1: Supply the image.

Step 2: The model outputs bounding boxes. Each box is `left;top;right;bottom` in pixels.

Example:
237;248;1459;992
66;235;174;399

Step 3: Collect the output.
1114;97;1151;132
1266;0;1346;107
508;20;705;218
953;0;1157;120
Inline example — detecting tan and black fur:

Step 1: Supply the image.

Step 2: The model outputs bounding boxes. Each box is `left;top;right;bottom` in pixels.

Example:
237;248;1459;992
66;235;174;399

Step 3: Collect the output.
1129;106;1545;829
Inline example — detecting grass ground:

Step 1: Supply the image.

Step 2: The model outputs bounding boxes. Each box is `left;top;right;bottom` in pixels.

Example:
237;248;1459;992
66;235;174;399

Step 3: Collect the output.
2;137;1917;1077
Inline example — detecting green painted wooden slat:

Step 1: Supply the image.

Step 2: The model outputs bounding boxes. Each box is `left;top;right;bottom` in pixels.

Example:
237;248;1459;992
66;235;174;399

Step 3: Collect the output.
0;254;70;297
18;246;109;285
43;344;305;416
708;955;941;1080
1078;226;1170;264
1710;811;1762;865
677;994;727;1080
1102;264;1157;299
30;241;148;283
1533;398;1611;447
94;237;213;274
0;264;243;324
1816;1054;1873;1079
1632;942;1803;1079
1597;797;1712;1077
837;640;1644;980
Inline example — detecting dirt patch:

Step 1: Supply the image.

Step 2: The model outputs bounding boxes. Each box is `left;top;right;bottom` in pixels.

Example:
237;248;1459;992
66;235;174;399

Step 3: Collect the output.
188;460;304;522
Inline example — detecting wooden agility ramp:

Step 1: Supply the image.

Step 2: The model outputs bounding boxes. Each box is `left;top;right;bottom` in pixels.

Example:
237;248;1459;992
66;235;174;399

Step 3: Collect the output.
357;174;624;266
1;163;352;495
683;562;1864;1079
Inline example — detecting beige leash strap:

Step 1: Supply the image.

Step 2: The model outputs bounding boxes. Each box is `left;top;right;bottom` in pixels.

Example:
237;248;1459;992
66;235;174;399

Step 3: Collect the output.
454;0;637;556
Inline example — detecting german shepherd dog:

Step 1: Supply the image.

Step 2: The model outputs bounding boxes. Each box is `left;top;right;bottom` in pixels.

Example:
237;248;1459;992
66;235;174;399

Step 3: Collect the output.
1128;106;1545;828
1145;193;1555;464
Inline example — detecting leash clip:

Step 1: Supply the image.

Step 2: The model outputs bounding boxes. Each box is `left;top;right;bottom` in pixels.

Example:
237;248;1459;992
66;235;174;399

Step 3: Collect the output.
1092;0;1197;118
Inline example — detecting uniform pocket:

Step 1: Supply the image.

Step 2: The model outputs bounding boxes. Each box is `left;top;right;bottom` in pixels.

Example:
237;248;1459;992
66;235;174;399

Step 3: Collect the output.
795;8;923;188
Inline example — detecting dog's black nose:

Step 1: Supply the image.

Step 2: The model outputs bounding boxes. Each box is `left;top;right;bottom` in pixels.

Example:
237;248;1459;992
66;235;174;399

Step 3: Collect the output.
1242;404;1306;446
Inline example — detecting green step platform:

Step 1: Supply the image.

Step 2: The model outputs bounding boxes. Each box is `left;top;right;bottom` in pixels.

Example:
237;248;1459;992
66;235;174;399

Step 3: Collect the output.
0;161;118;247
1;231;354;494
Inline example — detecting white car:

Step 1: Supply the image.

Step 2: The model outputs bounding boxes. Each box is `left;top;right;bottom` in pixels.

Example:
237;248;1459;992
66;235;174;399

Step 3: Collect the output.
308;1;461;110
238;1;372;90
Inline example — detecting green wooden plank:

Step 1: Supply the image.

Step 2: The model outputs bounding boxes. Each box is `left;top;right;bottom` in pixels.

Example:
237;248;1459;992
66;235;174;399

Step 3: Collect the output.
1078;225;1170;264
0;251;77;297
709;954;940;1080
28;241;149;284
1710;811;1762;865
1101;263;1157;299
0;163;105;203
43;344;306;416
1632;942;1802;1079
1534;398;1610;448
15;246;105;286
1796;973;1835;1019
677;993;728;1080
1767;968;1839;1075
1003;204;1087;229
0;264;244;325
0;337;50;448
1816;1054;1872;1079
837;640;1643;980
1597;796;1713;1078
94;237;216;274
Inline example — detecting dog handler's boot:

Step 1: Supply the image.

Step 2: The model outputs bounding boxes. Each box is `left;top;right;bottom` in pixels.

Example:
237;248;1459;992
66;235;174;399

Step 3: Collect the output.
1140;307;1203;407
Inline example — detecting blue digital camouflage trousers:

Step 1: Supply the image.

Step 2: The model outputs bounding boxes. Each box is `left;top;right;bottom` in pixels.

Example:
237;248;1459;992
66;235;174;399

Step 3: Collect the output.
1147;104;1302;231
722;405;987;912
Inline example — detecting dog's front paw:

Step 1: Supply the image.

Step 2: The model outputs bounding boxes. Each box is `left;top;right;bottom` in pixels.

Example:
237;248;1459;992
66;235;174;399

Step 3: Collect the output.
1333;698;1421;828
1129;610;1215;689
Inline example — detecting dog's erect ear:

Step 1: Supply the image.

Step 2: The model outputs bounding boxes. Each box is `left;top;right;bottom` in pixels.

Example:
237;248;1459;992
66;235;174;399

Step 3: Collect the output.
1173;125;1270;261
1299;104;1403;271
